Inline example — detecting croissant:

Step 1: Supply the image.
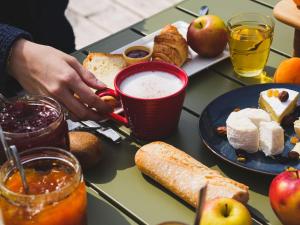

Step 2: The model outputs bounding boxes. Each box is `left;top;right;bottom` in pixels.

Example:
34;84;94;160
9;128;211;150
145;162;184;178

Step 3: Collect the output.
152;25;188;67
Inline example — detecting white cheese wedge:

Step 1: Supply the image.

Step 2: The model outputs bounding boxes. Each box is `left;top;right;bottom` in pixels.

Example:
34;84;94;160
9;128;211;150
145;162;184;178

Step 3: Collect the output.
259;88;299;123
294;118;300;137
259;121;284;156
226;111;259;153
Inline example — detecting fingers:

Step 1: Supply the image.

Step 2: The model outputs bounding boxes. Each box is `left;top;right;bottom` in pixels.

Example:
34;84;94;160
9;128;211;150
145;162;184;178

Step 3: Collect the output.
57;89;107;121
71;79;113;114
66;56;107;90
61;61;113;114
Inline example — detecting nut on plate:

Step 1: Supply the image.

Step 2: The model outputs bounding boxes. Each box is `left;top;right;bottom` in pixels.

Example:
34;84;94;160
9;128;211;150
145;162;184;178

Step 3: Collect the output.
289;142;300;160
216;126;227;136
288;151;300;160
69;131;103;169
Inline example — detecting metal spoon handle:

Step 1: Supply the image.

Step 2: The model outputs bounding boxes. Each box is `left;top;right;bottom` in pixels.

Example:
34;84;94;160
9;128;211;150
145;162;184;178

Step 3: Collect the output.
0;93;8;104
10;145;29;194
0;126;12;162
199;5;209;16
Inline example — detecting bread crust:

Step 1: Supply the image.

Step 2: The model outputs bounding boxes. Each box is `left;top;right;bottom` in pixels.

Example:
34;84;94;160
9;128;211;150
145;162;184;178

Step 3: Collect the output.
135;141;249;207
82;52;127;90
82;52;124;69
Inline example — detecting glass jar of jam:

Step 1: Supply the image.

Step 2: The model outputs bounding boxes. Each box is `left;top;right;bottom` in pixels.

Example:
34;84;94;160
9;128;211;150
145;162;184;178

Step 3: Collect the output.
0;95;69;162
0;147;87;225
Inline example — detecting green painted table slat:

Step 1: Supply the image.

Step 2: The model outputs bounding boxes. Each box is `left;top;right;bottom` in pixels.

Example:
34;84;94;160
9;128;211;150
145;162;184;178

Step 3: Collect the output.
251;0;280;8
87;188;137;225
177;0;294;57
71;51;88;63
184;70;241;115
132;7;195;35
78;29;143;53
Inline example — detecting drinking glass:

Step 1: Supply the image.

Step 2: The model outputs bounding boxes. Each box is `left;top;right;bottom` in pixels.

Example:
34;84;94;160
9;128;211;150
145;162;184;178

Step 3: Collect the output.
227;13;275;77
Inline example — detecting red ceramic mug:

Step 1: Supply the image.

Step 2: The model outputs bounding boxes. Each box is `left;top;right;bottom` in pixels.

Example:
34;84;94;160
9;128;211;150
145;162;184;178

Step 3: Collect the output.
96;61;188;140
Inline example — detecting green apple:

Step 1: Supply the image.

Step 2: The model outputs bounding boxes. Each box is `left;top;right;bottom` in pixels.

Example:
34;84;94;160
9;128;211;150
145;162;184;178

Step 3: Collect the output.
200;198;252;225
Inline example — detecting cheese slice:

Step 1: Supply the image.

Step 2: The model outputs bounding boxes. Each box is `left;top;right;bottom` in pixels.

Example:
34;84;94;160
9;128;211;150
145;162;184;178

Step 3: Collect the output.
259;88;299;123
294;118;300;137
259;121;284;156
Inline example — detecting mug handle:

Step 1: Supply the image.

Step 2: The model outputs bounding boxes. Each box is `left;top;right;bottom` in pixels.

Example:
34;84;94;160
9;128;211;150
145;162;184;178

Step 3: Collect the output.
96;88;129;126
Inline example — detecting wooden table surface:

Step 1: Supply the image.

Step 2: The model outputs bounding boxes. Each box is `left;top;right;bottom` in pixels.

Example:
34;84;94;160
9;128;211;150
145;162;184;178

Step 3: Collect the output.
73;0;292;224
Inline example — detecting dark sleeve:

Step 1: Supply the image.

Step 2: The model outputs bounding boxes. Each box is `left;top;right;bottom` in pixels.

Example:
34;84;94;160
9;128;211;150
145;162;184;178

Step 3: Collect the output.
0;23;32;75
0;23;32;96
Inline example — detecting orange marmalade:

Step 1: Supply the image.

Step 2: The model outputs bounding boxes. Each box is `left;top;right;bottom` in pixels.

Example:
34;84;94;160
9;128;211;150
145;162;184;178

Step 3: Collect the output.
0;147;87;225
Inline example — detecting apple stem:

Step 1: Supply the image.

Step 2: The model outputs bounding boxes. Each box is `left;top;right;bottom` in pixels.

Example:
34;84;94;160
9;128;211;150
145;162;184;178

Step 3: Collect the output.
296;170;300;179
225;203;229;217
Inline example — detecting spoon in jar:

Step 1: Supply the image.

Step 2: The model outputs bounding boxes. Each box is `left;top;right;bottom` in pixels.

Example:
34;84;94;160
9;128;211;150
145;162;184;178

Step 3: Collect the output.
0;127;29;193
0;93;9;107
9;145;30;194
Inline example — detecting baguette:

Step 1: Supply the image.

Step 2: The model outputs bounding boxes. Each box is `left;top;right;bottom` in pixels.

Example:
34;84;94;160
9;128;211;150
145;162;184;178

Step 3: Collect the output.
135;141;249;207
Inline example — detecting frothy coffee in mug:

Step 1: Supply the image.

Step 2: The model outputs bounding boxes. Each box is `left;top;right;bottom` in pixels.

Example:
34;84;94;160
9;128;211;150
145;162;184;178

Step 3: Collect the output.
120;71;183;99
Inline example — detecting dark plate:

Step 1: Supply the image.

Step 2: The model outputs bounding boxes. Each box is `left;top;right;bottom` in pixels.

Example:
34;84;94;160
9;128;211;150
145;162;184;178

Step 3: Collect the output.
199;83;300;176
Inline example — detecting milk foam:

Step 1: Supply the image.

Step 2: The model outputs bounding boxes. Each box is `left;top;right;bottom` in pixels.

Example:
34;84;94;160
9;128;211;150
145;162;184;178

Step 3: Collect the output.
120;71;183;99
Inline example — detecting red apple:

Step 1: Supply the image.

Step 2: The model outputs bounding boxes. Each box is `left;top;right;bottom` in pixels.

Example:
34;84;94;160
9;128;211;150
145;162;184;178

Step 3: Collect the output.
269;169;300;225
187;15;228;58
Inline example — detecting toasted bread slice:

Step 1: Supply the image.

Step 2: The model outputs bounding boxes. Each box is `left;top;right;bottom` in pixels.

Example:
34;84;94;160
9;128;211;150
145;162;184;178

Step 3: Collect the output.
83;53;127;90
135;141;249;207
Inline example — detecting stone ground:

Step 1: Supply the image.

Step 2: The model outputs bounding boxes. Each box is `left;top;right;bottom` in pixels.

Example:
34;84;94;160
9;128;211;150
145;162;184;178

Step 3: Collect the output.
66;0;182;50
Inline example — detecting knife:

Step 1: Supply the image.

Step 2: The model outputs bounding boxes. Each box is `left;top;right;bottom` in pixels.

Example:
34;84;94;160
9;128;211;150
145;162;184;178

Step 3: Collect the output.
67;120;122;143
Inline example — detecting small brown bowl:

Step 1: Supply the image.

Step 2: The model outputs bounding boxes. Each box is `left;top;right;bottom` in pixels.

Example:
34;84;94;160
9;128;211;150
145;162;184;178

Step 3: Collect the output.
123;45;152;66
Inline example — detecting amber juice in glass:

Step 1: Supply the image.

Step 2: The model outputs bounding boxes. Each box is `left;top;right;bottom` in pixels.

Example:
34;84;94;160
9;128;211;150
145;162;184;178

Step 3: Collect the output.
227;13;274;77
0;147;87;225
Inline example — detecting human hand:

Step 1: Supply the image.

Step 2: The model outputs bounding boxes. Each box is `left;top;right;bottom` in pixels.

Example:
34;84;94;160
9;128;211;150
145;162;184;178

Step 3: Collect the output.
8;39;113;121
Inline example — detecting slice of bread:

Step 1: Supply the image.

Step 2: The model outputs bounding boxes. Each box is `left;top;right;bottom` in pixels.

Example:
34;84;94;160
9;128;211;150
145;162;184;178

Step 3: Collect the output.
83;53;127;90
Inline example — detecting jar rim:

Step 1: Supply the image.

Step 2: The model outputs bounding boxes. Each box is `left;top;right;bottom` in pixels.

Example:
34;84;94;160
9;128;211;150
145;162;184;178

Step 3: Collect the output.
0;147;82;205
2;95;64;137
